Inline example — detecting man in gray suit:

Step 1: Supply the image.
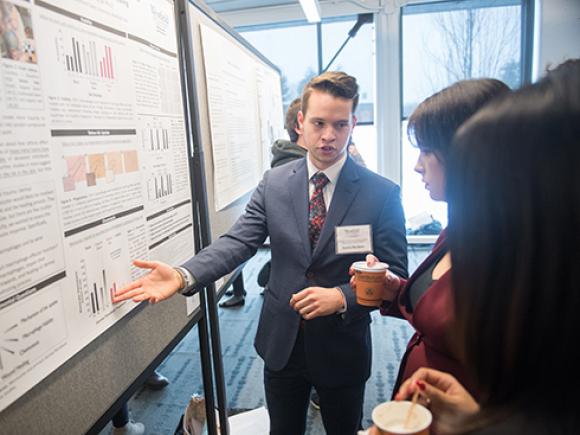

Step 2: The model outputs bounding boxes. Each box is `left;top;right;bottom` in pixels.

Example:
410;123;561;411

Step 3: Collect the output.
114;72;407;435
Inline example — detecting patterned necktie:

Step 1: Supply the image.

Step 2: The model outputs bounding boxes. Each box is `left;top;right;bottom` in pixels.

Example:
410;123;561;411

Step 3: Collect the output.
308;172;330;250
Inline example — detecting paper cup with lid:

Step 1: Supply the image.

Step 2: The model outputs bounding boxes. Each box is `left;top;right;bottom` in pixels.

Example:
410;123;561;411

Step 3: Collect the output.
352;261;389;306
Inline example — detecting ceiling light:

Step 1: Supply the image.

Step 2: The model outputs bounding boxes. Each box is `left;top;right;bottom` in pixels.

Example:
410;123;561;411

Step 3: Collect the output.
299;0;321;23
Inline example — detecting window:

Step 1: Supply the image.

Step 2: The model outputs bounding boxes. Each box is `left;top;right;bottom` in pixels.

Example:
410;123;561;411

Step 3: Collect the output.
351;125;376;172
240;23;318;106
322;18;376;171
401;0;529;230
321;17;375;124
239;16;377;170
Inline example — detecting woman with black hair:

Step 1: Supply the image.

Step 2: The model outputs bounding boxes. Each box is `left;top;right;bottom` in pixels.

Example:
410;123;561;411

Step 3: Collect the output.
357;79;510;401
394;59;580;434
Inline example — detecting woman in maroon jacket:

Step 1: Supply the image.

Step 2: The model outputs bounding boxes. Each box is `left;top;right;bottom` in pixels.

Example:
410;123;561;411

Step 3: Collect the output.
357;78;509;399
391;58;580;435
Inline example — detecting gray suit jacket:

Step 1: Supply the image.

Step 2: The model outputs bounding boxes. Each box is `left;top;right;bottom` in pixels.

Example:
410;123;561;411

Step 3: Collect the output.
183;157;407;387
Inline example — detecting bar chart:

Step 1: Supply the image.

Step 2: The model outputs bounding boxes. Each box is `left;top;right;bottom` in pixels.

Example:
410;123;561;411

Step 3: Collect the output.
75;267;117;316
142;126;170;152
55;29;116;81
147;173;173;200
72;231;131;320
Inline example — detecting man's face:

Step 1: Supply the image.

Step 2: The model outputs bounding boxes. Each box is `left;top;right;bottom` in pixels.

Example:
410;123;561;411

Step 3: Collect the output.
297;90;356;170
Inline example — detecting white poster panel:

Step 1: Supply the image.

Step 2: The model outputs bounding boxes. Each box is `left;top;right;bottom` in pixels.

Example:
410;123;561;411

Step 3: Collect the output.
199;23;262;211
0;0;194;412
255;62;285;174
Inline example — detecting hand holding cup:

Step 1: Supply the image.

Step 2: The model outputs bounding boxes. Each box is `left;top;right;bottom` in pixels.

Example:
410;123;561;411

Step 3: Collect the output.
395;368;480;434
350;254;402;305
371;400;432;435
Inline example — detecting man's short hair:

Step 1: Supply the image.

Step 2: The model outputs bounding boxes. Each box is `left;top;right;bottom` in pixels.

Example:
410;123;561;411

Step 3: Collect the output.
301;71;359;115
284;98;301;143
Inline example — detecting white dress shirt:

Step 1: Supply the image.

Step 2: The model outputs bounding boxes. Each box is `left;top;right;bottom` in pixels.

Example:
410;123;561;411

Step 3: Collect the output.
306;152;347;209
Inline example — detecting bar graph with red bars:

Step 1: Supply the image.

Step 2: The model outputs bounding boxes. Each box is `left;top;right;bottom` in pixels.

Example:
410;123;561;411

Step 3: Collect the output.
64;36;114;80
99;46;114;80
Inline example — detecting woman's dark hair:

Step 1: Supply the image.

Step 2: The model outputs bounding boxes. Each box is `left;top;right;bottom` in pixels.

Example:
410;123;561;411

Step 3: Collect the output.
447;59;580;427
407;79;510;163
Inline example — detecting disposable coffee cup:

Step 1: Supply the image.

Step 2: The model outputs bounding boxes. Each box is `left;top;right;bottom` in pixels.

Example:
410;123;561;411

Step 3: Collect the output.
352;261;388;306
372;401;432;435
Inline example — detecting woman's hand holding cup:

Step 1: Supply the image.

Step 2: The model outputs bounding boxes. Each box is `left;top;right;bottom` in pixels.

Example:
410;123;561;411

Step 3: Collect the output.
350;254;401;304
395;368;480;434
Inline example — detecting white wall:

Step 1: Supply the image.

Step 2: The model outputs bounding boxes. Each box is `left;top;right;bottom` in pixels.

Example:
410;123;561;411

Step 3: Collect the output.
535;0;580;78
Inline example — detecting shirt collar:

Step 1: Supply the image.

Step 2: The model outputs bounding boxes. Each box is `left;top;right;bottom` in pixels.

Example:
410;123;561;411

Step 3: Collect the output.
306;152;347;185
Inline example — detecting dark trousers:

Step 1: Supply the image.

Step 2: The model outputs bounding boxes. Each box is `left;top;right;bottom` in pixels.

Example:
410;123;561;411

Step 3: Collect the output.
264;328;365;435
232;272;245;297
112;403;129;428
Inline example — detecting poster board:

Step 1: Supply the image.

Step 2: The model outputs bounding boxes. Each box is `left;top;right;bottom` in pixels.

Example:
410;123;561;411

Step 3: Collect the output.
0;0;199;433
184;0;285;230
0;0;284;432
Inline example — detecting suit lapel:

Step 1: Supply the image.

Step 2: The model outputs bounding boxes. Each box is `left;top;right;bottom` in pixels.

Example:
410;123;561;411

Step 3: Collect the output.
312;158;360;260
289;159;312;262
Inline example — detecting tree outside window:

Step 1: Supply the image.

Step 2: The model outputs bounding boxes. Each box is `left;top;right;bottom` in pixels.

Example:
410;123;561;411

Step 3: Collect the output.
401;1;526;231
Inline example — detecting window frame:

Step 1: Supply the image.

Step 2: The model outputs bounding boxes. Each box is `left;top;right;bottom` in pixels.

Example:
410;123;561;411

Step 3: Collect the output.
226;0;534;185
400;0;534;124
394;0;534;228
237;15;376;125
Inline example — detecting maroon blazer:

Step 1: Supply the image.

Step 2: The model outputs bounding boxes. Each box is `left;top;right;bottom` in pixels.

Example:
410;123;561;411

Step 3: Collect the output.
382;229;477;398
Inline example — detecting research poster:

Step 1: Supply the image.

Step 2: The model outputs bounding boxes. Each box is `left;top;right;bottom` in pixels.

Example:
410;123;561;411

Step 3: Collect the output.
198;22;284;211
0;0;195;412
255;62;285;174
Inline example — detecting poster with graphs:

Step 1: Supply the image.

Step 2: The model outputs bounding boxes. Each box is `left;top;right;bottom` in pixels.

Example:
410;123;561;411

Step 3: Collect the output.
0;0;194;412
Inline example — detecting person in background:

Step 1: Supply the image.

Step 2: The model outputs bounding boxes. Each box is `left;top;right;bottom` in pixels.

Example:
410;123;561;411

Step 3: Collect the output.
145;369;169;390
111;366;168;434
218;269;247;308
392;59;580;435
113;71;408;435
111;403;144;435
354;79;509;401
270;97;308;167
347;140;366;167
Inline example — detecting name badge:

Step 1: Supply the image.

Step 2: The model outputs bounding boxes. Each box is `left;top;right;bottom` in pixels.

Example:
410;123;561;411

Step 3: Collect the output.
335;225;373;254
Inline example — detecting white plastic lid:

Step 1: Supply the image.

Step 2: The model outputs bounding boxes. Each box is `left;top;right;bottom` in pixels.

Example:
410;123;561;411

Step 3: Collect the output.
352;261;388;272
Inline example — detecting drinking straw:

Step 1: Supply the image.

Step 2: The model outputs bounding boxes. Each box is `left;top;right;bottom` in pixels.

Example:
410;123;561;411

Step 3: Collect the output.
403;388;420;428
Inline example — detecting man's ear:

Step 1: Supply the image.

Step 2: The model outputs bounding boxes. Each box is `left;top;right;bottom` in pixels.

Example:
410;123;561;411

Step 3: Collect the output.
352;114;358;129
296;111;304;134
